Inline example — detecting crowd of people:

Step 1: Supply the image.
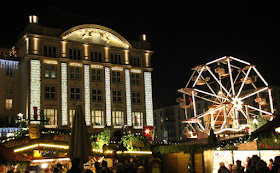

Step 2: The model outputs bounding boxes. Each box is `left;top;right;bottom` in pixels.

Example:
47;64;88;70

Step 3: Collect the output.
66;157;144;173
6;157;145;173
218;155;280;173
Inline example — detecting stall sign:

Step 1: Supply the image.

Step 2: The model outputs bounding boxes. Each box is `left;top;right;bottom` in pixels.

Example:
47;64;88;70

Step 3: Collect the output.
29;124;40;139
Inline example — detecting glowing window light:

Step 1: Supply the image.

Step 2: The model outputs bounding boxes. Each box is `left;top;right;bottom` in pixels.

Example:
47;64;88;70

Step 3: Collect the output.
105;67;111;126
84;65;91;125
61;63;68;126
44;59;58;65
30;60;41;123
125;69;132;126
91;64;103;69
69;62;82;67
131;69;142;73
111;66;123;71
144;72;153;126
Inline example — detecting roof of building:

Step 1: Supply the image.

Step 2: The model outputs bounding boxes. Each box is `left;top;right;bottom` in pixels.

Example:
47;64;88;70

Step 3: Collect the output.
0;144;31;162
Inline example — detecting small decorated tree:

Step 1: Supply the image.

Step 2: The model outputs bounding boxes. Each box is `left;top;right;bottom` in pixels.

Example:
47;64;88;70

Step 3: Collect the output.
207;128;218;148
92;127;110;149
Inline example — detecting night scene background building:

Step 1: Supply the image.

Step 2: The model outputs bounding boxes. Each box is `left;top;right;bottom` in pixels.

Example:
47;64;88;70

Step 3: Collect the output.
0;16;154;135
0;1;279;139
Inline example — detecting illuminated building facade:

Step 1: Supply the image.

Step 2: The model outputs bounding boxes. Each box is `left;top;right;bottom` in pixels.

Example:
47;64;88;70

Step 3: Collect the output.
0;16;154;133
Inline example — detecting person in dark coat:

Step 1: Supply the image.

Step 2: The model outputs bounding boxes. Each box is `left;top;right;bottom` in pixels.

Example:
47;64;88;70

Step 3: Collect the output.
254;160;270;173
233;160;244;173
246;155;259;173
271;156;280;173
67;157;81;173
218;162;230;173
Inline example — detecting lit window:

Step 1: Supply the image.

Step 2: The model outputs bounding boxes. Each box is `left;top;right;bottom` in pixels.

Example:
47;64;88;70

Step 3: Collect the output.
92;110;104;126
43;109;57;127
45;64;56;78
132;112;143;127
112;111;123;126
5;99;12;110
113;90;122;103
69;109;75;126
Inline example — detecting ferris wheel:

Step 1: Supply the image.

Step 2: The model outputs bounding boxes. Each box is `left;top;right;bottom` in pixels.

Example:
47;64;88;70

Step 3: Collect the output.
178;56;274;135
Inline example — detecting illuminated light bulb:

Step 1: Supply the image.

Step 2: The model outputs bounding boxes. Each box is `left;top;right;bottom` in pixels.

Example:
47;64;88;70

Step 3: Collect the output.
231;97;243;110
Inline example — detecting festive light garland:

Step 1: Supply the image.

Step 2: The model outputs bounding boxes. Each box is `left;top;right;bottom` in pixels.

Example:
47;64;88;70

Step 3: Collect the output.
30;60;41;122
144;72;153;126
84;65;91;125
61;63;68;126
105;67;111;126
14;143;69;152
125;69;132;126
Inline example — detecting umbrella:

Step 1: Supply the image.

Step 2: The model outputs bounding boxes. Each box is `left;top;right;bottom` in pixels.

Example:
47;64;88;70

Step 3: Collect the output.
68;101;92;166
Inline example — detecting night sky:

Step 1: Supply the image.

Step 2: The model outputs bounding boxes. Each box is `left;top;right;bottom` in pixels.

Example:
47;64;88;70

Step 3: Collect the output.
1;1;279;109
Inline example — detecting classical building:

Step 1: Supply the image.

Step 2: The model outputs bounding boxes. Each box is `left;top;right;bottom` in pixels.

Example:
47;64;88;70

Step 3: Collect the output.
0;16;154;133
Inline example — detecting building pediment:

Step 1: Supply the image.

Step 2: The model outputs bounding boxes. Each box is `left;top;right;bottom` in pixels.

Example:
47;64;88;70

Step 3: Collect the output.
60;24;132;49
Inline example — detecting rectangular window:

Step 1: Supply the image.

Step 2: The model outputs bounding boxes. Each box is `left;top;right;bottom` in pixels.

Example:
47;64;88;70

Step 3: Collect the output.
110;54;121;64
69;48;81;60
92;110;104;126
92;69;101;81
6;66;13;76
92;89;102;102
90;51;102;62
45;86;56;99
130;57;141;67
70;87;81;100
44;109;57;127
112;111;123;126
44;46;57;58
69;109;76;126
5;99;12;110
131;73;140;85
132;92;141;104
113;90;122;103
112;71;121;83
132;112;143;127
45;64;56;78
70;67;81;80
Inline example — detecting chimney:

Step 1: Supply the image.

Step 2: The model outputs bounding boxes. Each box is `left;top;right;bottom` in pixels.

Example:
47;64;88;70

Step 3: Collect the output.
29;15;39;24
139;34;147;41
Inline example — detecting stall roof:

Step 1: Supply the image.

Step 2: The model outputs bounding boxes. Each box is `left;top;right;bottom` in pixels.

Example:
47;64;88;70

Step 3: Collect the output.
0;144;30;162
